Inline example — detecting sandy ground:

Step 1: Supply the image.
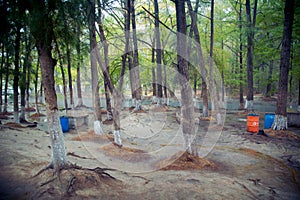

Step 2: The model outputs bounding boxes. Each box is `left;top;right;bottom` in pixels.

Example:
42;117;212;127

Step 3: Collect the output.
0;105;300;200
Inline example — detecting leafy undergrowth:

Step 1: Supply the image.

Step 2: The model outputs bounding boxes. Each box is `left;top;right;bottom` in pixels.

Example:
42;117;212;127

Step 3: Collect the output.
157;151;216;171
100;143;151;162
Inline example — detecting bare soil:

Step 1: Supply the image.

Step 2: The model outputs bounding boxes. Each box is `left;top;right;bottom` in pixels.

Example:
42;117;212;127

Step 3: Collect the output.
0;107;299;200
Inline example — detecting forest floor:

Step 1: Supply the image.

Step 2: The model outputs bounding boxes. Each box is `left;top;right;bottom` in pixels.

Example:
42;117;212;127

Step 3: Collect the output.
0;101;300;199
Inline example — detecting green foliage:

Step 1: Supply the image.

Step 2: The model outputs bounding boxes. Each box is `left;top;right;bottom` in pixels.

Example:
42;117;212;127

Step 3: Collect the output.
1;0;299;101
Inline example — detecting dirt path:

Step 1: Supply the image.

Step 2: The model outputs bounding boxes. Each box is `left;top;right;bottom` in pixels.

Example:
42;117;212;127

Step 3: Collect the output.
0;109;299;199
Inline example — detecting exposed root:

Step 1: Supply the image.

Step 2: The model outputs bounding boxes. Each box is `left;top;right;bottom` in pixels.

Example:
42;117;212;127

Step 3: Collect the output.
40;177;57;187
66;176;77;194
233;180;260;200
33;162;54;177
67;152;91;160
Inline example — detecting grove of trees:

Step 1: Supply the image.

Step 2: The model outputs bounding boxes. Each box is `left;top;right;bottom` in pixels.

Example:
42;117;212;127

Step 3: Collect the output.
0;0;299;170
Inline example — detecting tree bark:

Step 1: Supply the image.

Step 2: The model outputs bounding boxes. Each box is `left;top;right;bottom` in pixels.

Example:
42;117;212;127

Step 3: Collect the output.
176;0;197;156
88;0;103;134
154;0;163;105
131;0;142;110
0;44;4;112
97;0;112;119
54;37;68;113
34;58;40;114
66;44;74;108
238;0;244;109
265;60;274;97
272;0;295;130
151;37;157;102
187;0;208;117
13;25;21;123
208;0;221;125
76;21;83;107
29;0;68;171
20;27;31;123
245;0;257;111
125;0;136;105
4;50;9;112
297;78;300;112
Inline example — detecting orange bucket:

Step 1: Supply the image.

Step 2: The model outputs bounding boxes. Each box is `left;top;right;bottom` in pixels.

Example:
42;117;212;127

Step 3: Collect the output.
247;114;259;133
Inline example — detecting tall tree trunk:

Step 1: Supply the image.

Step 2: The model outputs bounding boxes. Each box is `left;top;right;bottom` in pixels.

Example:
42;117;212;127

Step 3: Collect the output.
298;78;300;111
76;21;83;107
20;27;31;123
66;44;74;108
209;0;221;125
266;60;274;97
154;0;163;106
0;44;4;112
29;0;67;171
126;0;135;105
238;0;244;109
4;51;9;113
26;53;31;109
187;0;209;117
245;0;257;111
34;59;40;114
38;45;67;170
151;37;157;102
97;2;112;120
54;38;68;113
13;25;21;123
88;0;103;134
131;0;142;110
272;0;295;130
94;1;127;146
193;73;197;98
176;0;197;156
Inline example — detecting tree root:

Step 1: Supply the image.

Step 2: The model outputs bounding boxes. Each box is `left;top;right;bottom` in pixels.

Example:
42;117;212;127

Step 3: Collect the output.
67;152;91;160
33;162;54;178
40;177;57;187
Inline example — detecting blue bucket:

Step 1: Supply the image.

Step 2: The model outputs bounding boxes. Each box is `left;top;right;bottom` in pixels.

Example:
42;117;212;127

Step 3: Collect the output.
60;116;69;133
264;113;275;129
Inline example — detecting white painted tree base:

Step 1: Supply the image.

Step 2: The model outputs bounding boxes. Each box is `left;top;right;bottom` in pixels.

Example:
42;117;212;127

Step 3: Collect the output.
49;109;67;169
166;98;170;106
106;113;113;121
94;120;103;135
14;112;19;123
202;106;208;117
20;106;25;121
152;96;157;104
113;130;122;146
134;100;142;111
132;98;136;108
244;100;254;111
156;98;163;107
76;98;83;107
216;113;222;126
272;114;288;130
